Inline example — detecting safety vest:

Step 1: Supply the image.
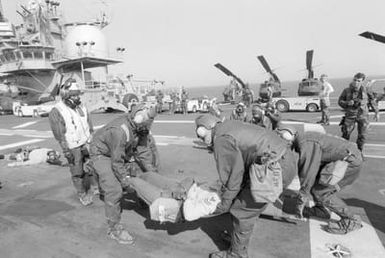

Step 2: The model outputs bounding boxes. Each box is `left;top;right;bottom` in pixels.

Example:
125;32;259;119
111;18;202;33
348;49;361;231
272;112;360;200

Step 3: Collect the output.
55;101;91;149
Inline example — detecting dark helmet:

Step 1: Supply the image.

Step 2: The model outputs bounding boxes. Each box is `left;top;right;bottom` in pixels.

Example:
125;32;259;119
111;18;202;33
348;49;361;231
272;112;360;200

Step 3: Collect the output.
195;114;221;130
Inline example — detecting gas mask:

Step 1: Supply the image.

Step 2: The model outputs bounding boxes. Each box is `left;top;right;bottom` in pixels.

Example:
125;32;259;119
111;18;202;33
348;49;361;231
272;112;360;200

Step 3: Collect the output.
252;114;262;123
236;106;244;113
132;108;155;136
196;126;213;146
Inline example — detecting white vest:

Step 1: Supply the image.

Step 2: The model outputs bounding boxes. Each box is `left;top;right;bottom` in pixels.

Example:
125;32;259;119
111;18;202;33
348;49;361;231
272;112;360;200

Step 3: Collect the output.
55;101;91;149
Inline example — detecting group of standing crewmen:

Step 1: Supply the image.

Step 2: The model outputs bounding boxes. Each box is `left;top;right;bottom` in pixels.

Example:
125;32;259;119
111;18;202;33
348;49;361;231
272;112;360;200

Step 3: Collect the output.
48;72;380;258
155;87;189;115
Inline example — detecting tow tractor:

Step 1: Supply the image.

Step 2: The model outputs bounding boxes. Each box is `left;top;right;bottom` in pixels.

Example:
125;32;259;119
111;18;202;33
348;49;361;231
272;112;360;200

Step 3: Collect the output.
272;96;321;112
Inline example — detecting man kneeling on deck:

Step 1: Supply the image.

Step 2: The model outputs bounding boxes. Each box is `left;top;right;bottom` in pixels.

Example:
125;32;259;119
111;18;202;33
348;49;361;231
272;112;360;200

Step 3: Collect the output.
195;114;298;258
276;127;364;234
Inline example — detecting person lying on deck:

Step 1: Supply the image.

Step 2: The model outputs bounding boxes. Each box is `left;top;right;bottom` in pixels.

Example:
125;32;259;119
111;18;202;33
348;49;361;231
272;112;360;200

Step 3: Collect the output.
126;171;221;223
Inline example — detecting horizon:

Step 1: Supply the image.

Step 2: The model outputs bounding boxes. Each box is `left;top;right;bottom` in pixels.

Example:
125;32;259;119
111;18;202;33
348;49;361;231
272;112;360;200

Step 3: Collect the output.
3;0;385;88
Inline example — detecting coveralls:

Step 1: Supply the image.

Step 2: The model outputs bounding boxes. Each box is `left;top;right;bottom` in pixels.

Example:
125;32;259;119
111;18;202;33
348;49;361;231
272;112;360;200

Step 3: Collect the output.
181;91;189;114
89;115;158;228
249;109;281;130
211;121;298;258
338;84;378;151
319;81;334;124
155;90;164;114
49;102;97;195
294;132;363;219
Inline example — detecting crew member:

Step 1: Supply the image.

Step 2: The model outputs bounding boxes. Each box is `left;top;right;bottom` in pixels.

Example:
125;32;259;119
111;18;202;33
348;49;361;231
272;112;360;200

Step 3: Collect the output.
242;85;253;107
230;102;248;122
195;114;297;258
155;89;164;114
208;98;224;121
338;73;379;151
317;74;334;125
249;104;281;130
89;104;157;245
277;127;364;234
49;79;98;206
181;88;189;115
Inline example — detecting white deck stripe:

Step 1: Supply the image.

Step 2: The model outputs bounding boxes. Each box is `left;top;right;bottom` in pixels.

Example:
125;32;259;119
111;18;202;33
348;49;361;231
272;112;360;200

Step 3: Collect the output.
310;218;385;258
12;121;38;129
154;120;194;124
283;121;385;126
0;139;45;151
364;155;385;159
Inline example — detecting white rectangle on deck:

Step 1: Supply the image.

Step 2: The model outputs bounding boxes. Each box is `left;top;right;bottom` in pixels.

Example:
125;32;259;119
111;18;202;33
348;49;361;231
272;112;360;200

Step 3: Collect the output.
310;218;385;258
12;121;38;129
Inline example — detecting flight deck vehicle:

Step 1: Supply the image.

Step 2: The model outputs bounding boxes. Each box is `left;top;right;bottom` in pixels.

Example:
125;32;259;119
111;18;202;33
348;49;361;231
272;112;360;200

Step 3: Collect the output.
272;95;321;112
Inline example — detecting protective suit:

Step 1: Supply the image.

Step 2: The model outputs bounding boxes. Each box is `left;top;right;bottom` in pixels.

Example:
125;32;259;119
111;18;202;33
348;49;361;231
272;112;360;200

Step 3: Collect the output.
196;116;297;258
89;104;157;244
338;77;378;151
49;80;97;206
249;105;281;130
291;131;363;234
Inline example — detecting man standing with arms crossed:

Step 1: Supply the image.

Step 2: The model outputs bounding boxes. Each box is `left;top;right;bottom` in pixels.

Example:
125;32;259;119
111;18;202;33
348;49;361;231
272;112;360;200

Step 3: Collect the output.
317;74;334;125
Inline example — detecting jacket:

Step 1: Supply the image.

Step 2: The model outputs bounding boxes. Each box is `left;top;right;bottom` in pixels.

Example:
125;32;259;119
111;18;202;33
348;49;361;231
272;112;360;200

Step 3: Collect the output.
212;120;295;213
49;101;93;152
90;115;136;180
294;131;362;195
338;85;378;118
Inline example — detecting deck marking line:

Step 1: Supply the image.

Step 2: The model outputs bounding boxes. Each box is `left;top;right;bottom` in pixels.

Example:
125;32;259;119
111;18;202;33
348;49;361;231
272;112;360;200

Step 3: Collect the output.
12;121;38;129
0;139;45;151
283;121;385;126
154;120;195;124
310;216;385;258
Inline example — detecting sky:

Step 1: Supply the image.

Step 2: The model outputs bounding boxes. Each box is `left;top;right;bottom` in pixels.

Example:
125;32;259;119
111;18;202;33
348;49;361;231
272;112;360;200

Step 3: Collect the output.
3;0;385;88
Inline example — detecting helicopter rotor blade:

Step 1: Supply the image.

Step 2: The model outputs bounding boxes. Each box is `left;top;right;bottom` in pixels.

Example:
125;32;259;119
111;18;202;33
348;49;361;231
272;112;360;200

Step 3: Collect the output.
306;50;314;78
271;73;280;82
257;55;272;73
257;55;281;82
214;63;246;88
359;31;385;44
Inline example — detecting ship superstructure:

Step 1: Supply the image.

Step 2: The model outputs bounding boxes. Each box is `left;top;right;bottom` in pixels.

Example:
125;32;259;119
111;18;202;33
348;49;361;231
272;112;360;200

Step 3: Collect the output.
0;0;63;101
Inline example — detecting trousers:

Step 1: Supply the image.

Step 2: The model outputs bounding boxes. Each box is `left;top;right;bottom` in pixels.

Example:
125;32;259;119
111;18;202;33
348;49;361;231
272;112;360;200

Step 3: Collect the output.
69;145;98;194
341;115;369;151
92;155;123;227
312;148;362;218
320;99;330;123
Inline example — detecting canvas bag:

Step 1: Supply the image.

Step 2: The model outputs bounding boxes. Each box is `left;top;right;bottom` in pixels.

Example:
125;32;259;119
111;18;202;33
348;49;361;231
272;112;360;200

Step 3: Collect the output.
319;160;349;186
249;161;283;203
183;183;221;221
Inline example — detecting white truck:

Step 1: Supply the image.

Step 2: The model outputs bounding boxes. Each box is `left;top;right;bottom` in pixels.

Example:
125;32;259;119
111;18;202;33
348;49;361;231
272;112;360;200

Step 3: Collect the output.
272;96;321;112
13;101;56;117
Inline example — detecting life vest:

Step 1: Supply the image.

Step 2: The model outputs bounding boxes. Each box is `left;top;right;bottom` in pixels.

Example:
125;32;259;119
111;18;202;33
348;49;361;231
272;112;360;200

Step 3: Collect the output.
55;101;91;149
